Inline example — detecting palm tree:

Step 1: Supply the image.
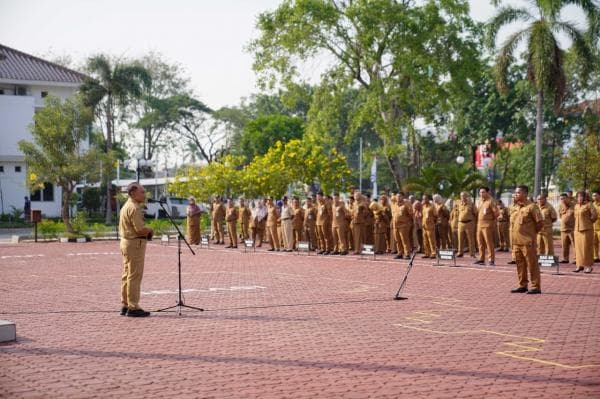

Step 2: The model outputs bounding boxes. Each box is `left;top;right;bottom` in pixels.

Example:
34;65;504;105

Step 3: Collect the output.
80;55;151;224
488;0;598;196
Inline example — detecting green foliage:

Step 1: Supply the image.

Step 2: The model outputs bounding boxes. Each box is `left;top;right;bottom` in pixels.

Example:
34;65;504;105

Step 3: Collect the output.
81;187;102;214
557;117;600;190
90;223;110;238
403;164;487;198
71;212;88;235
38;220;65;239
19;95;102;233
240;114;304;161
146;219;173;236
9;206;24;221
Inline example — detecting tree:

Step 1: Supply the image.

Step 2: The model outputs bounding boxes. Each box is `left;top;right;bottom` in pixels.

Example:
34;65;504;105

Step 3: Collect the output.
19;96;102;233
239;114;305;161
488;0;598;196
80;54;151;224
403;164;486;198
251;0;481;188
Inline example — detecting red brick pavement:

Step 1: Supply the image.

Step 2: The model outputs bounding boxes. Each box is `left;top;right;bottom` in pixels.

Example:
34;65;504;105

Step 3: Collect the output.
0;240;599;398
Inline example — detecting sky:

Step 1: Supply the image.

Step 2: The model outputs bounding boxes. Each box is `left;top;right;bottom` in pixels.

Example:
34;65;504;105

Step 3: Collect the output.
0;0;587;110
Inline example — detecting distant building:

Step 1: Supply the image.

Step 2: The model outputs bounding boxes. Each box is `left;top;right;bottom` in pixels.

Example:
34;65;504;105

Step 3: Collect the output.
0;44;86;217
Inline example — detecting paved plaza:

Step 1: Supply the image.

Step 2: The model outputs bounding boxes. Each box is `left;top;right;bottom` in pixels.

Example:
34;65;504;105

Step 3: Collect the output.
1;240;599;398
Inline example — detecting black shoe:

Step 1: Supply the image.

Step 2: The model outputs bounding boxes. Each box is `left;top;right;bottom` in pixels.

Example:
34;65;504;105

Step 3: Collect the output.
126;308;150;317
594;259;600;263
120;306;128;316
526;289;541;295
456;254;464;258
340;251;348;256
421;255;429;258
508;260;516;264
332;251;340;255
511;287;528;293
317;251;324;255
474;260;484;265
488;261;495;266
572;268;584;273
394;255;403;260
267;248;275;251
559;260;569;264
322;251;330;255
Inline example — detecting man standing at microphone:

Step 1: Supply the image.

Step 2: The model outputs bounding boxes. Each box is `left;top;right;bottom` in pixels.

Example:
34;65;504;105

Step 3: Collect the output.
119;182;154;317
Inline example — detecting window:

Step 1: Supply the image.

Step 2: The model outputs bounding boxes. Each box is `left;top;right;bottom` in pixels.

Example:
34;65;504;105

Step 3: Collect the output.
0;166;4;173
15;166;21;172
41;91;48;98
0;89;4;95
30;183;54;202
16;87;27;96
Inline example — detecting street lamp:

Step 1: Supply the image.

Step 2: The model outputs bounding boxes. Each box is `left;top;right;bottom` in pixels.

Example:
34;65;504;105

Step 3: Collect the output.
136;157;152;183
456;155;465;165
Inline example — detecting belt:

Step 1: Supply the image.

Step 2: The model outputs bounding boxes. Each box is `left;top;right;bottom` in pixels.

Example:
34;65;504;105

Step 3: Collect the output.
459;220;472;223
281;218;291;220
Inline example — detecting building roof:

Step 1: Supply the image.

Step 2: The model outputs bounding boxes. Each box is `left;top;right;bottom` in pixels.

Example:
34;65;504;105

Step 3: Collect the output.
0;44;86;84
563;99;600;116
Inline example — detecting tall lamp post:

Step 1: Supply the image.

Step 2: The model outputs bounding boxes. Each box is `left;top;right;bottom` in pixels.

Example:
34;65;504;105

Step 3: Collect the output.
136;157;152;183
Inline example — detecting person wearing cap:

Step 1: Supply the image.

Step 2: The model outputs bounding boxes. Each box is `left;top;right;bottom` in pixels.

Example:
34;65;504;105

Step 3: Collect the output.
266;197;281;251
119;182;153;317
186;196;202;245
573;191;598;273
211;197;226;245
536;193;557;256
225;198;239;248
239;198;252;241
351;192;367;254
315;193;331;254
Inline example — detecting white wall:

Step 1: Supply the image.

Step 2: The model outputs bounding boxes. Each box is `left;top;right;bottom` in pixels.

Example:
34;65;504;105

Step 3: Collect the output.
0;94;35;157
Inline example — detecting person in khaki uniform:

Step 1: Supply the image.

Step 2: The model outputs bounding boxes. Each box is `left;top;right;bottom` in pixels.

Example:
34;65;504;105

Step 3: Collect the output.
507;193;519;264
331;194;350;255
225;199;239;248
421;195;438;258
457;192;477;257
536;194;557;256
351;192;368;255
510;185;544;294
374;195;392;254
593;191;600;262
558;193;575;263
186;196;202;245
392;192;413;259
119;182;153;317
303;197;318;251
291;197;305;249
250;199;267;247
238;198;252;241
266;197;281;251
449;199;460;250
496;200;510;252
315;193;330;254
280;196;294;252
211;197;226;244
573;191;598;273
347;196;355;251
475;187;499;266
365;194;375;246
388;194;397;253
433;194;450;250
370;199;386;254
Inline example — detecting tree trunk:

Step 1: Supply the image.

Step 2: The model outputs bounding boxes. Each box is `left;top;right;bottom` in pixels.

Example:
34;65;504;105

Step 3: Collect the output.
534;91;544;197
384;154;403;191
62;186;73;233
104;101;113;225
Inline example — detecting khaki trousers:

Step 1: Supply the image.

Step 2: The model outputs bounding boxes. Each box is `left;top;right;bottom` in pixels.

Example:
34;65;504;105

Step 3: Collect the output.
333;225;349;252
575;229;594;267
537;230;554;256
212;219;224;243
304;225;317;250
497;222;509;250
252;226;265;246
352;223;364;254
281;219;294;250
513;243;541;290
438;223;450;250
316;225;327;251
394;225;412;256
240;223;250;240
560;230;574;261
267;225;280;250
422;227;437;257
477;226;496;262
227;221;237;247
120;238;147;310
458;222;476;256
594;230;600;260
293;227;303;249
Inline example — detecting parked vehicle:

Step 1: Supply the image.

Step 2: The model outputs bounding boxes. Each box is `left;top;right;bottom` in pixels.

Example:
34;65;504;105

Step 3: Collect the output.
144;197;208;219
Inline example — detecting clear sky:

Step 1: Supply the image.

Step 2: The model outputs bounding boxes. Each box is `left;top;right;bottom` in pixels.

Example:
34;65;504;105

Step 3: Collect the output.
0;0;586;109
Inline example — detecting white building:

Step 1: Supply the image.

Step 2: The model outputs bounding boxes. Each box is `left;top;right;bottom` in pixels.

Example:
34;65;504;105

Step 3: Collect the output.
0;44;85;217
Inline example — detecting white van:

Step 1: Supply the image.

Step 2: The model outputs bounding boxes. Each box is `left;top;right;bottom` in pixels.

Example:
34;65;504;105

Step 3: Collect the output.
144;197;209;219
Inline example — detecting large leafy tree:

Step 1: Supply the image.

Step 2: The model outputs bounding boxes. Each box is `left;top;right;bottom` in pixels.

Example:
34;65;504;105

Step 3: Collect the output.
488;0;598;196
19;96;102;232
239;114;305;161
80;54;151;223
251;0;481;188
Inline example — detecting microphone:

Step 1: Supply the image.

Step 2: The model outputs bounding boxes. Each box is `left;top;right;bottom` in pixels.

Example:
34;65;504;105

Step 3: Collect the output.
147;198;167;204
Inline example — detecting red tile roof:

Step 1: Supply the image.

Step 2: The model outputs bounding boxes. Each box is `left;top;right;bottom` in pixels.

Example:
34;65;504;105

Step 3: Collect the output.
0;44;86;84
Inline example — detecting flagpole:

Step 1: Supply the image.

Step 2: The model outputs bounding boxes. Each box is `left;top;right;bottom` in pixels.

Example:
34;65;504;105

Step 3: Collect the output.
359;137;363;193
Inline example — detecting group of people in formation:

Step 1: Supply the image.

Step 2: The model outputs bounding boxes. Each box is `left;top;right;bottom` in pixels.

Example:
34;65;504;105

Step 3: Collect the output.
185;186;599;293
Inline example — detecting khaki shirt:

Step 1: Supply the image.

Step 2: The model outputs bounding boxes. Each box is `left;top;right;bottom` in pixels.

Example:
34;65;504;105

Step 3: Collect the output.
225;206;238;222
435;204;450;226
332;204;350;228
574;203;598;232
449;206;459;230
421;203;437;230
537;203;557;233
239;206;251;225
497;207;509;224
352;202;368;224
119;198;148;240
458;201;476;223
304;206;317;229
511;200;543;246
559;202;574;232
509;204;520;228
292;206;304;229
266;204;279;227
212;203;225;221
477;198;499;228
392;201;413;227
594;203;600;231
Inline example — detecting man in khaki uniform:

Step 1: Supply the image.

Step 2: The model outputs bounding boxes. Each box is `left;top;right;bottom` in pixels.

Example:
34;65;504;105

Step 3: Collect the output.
392;192;413;259
119;182;153;317
365;194;375;246
421;194;438;258
497;200;510;252
593;191;600;262
239;198;252;241
508;193;519;264
304;197;318;251
332;193;350;255
291;197;305;249
315;193;330;254
558;193;575;263
511;185;543;294
457;192;477;257
351;192;367;254
266;197;280;251
211;197;226;245
536;194;557;256
225;199;239;248
449;200;460;250
475;187;499;266
433;194;450;250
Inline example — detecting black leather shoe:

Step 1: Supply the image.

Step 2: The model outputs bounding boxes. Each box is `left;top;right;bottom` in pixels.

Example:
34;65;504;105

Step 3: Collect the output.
508;260;516;264
559;260;569;264
474;260;484;265
394;255;403;259
526;289;541;295
511;287;528;293
572;268;583;273
488;261;495;266
127;308;150;317
340;251;348;256
456;254;464;258
120;306;128;316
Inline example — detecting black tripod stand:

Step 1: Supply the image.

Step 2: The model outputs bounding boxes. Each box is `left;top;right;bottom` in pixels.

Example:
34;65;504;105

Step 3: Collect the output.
155;202;204;315
394;251;417;300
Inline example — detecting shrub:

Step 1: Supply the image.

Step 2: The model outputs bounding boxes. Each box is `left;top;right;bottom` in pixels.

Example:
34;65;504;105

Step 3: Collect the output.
91;223;109;238
71;212;88;235
38;220;65;239
146;219;172;236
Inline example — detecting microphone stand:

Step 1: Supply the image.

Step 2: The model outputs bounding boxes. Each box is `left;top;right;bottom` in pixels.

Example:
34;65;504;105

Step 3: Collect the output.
393;251;417;301
154;201;204;315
